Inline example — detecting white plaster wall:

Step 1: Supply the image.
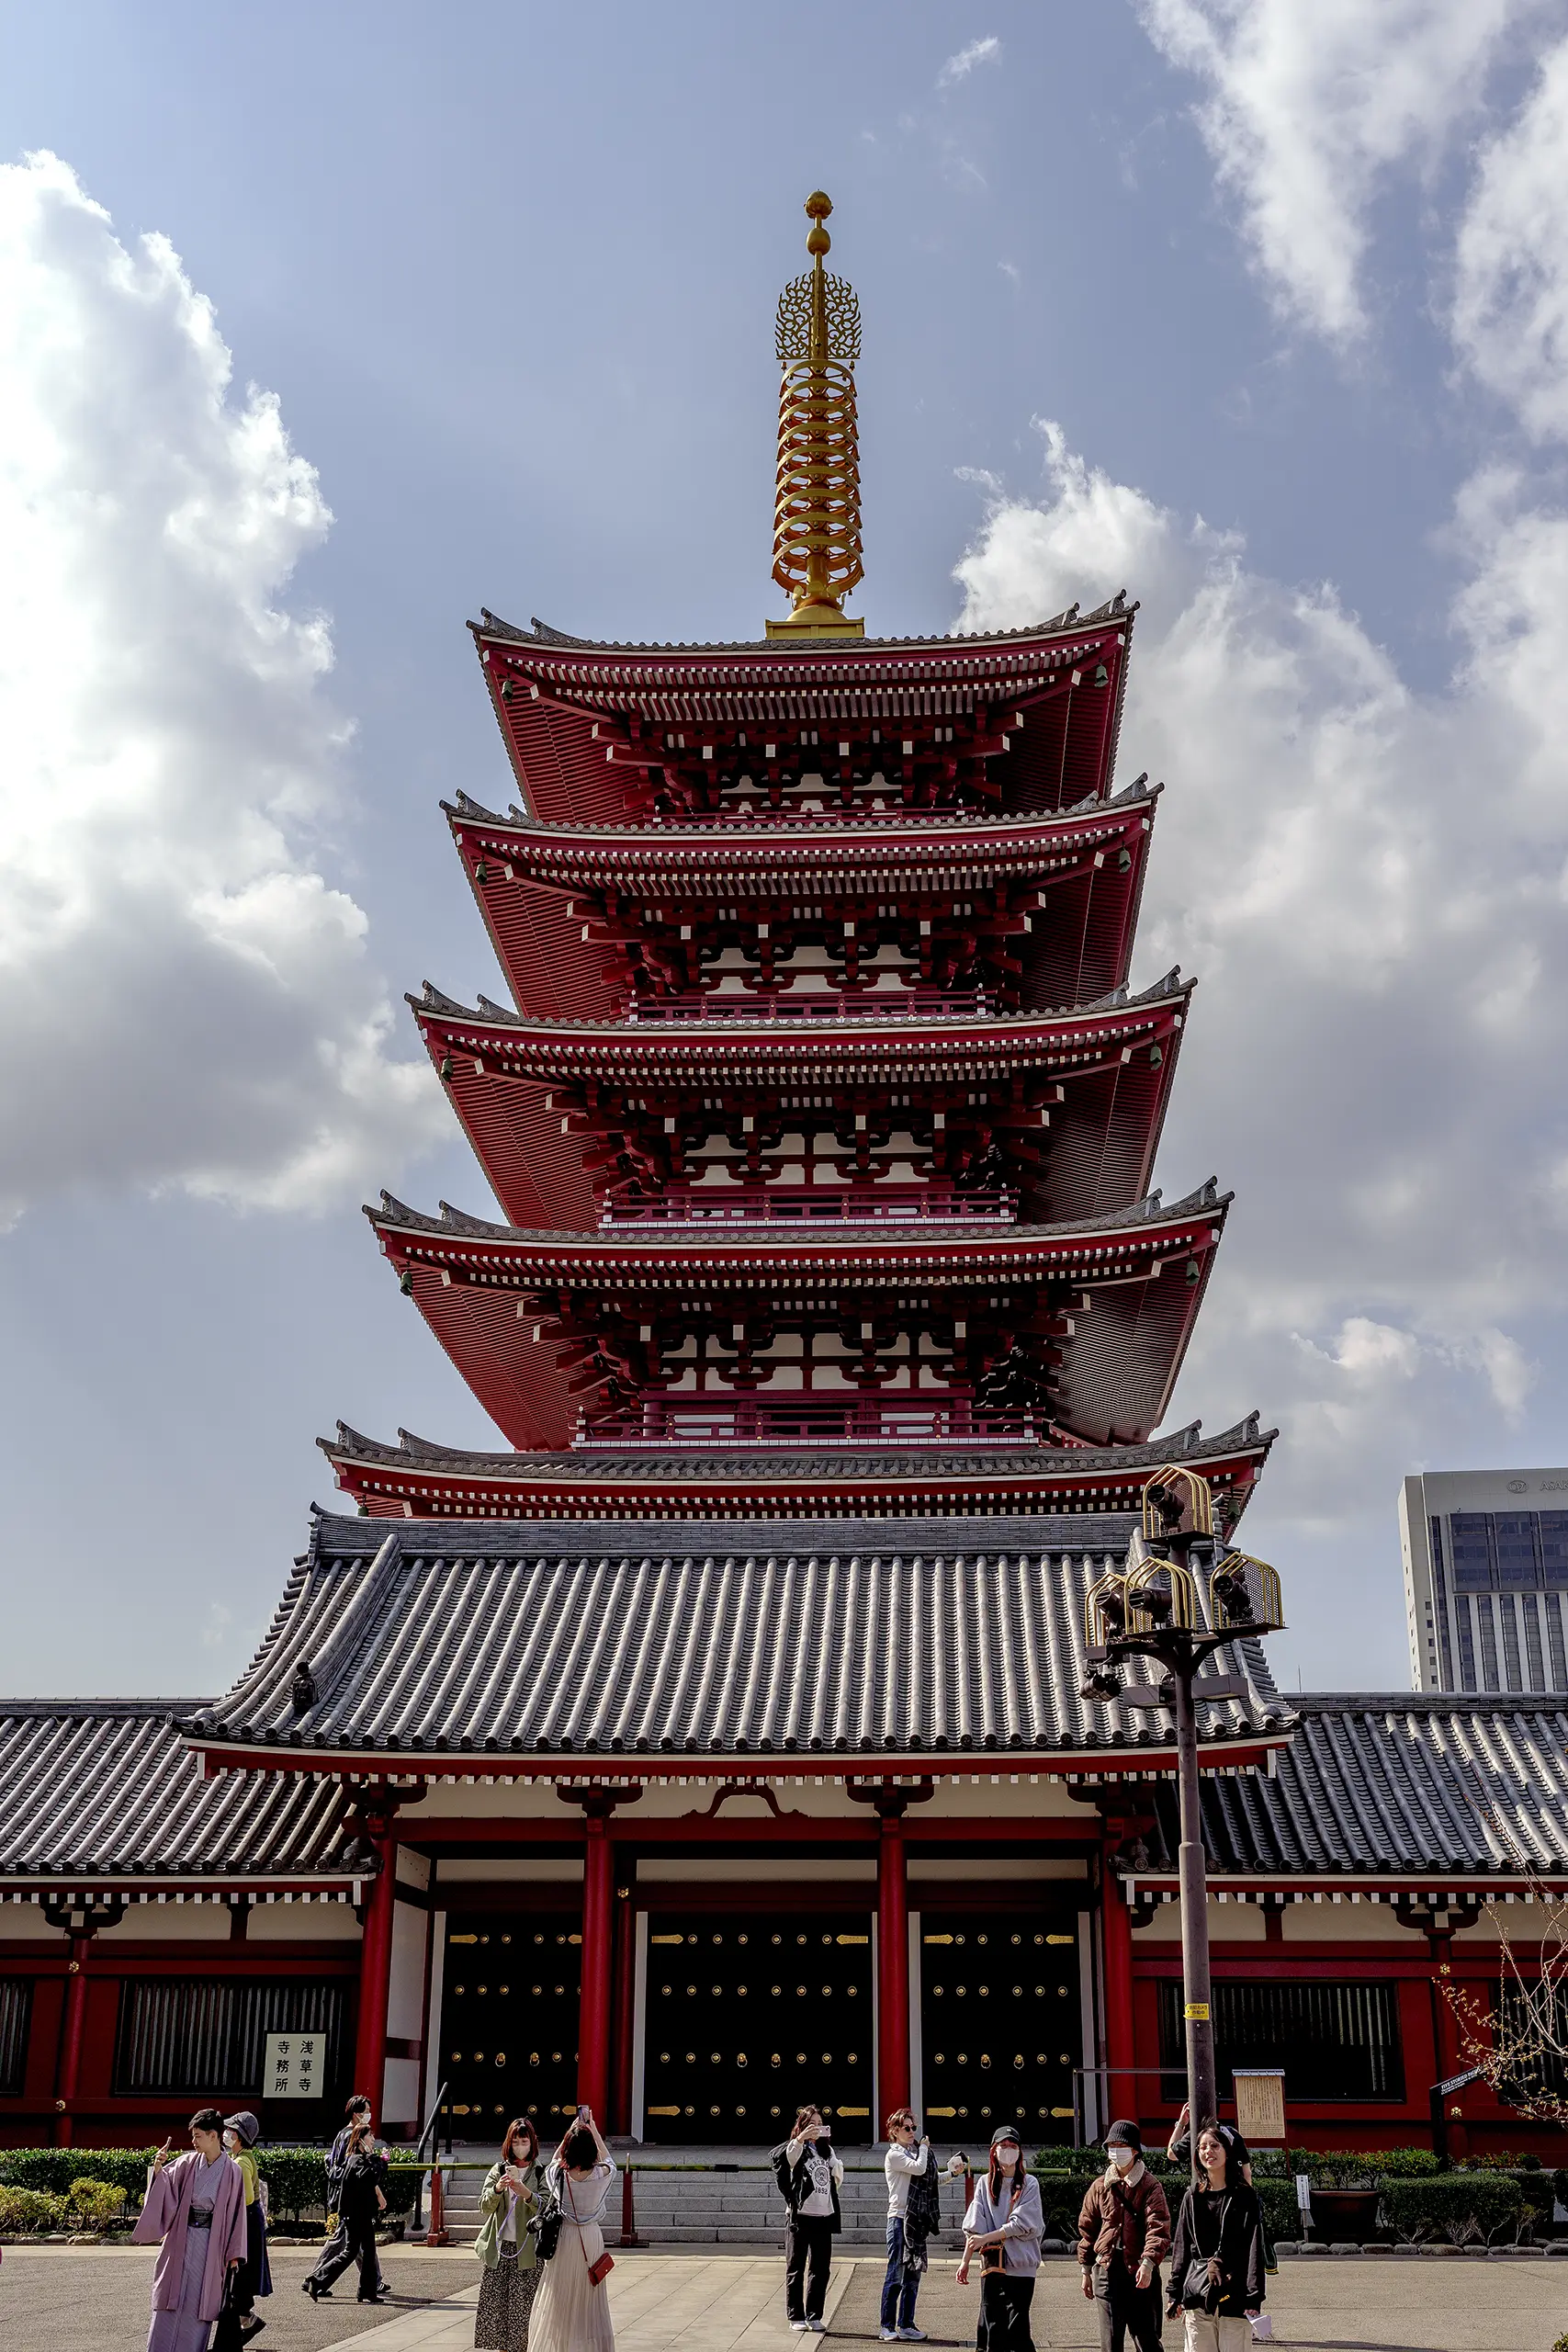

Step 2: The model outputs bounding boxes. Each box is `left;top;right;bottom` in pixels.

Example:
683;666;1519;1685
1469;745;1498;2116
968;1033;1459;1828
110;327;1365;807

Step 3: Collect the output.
1281;1903;1419;1944
0;1906;58;1939
248;1905;363;1942
1133;1902;1266;1944
97;1906;231;1942
388;1900;428;2044
436;1860;583;1884
383;2055;422;2126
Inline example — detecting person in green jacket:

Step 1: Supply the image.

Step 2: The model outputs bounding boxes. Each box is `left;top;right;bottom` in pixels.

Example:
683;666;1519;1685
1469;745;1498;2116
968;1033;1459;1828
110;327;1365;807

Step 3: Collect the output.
476;2115;546;2352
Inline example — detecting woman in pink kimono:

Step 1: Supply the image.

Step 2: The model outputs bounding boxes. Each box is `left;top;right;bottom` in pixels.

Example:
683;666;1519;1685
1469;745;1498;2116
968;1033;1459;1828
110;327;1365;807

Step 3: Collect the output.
133;2108;248;2352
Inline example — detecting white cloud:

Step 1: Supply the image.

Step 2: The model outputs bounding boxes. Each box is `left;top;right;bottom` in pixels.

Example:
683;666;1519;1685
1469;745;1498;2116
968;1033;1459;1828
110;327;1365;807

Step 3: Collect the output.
1453;34;1568;439
953;420;1568;1532
1138;0;1532;343
938;35;1001;87
0;153;445;1226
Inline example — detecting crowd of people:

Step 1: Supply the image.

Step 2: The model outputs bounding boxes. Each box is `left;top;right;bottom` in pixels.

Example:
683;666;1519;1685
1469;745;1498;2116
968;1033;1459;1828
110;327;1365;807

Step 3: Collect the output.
129;2089;1266;2352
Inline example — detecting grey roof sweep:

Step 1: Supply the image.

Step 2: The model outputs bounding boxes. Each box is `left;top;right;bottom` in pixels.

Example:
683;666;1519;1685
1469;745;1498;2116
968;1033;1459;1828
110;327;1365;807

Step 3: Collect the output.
1137;1694;1568;1880
0;1702;359;1884
181;1510;1290;1762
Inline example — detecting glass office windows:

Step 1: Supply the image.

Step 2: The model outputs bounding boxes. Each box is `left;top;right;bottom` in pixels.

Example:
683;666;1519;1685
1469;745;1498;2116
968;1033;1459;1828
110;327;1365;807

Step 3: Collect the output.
1540;1514;1568;1589
1494;1513;1541;1589
1449;1515;1495;1591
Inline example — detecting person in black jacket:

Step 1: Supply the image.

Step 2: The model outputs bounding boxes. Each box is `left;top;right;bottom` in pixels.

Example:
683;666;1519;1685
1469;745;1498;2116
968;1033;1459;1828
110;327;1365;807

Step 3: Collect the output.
1166;2122;1265;2352
302;2110;389;2304
772;2104;843;2333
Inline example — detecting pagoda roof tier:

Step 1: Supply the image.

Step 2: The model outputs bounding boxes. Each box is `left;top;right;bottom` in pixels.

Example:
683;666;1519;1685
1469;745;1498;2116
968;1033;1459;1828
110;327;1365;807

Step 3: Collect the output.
446;786;1157;1021
472;601;1134;825
180;1502;1290;1775
366;1182;1229;1452
321;1412;1275;1525
412;974;1190;1232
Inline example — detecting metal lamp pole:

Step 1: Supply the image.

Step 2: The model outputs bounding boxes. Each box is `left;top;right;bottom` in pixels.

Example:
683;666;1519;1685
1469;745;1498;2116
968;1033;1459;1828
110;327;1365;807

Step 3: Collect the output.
1081;1474;1283;2166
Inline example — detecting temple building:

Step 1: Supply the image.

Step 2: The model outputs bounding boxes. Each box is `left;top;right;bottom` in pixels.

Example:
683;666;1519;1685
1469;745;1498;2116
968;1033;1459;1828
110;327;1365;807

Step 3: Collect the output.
5;196;1567;2162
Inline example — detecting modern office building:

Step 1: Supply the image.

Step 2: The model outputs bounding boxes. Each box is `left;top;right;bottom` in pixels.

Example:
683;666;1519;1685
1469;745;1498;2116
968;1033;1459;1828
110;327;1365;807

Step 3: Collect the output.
1401;1467;1568;1692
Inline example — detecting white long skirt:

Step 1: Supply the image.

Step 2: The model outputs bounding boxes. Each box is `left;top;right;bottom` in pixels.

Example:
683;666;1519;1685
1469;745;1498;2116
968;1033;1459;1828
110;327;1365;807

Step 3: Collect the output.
530;2220;615;2352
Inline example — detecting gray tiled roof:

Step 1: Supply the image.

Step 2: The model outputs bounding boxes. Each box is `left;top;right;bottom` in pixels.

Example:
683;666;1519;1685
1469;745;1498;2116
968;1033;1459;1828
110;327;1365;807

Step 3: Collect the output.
183;1510;1290;1762
471;594;1132;658
0;1702;357;1883
1138;1694;1568;1878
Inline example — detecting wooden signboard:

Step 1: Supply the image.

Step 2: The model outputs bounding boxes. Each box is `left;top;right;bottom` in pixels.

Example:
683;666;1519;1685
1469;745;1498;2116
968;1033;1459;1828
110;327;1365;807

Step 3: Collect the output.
1231;2067;1285;2143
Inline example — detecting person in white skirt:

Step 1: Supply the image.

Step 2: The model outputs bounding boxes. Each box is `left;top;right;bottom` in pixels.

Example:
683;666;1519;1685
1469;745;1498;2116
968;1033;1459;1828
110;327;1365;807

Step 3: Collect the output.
531;2106;617;2352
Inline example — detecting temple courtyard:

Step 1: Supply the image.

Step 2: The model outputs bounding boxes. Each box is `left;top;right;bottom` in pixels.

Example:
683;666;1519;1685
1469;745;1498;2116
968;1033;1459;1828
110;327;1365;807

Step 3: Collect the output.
4;2246;1566;2351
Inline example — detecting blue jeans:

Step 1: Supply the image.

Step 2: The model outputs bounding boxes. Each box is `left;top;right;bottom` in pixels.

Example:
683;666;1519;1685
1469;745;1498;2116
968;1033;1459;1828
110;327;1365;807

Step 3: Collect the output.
880;2216;919;2332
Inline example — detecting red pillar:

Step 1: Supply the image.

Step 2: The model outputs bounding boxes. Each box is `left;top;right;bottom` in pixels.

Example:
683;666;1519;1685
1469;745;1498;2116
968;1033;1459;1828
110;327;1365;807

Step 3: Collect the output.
354;1812;400;2113
1101;1844;1136;2126
579;1816;614;2119
1430;1930;1469;2161
610;1862;637;2138
52;1931;94;2147
876;1810;910;2125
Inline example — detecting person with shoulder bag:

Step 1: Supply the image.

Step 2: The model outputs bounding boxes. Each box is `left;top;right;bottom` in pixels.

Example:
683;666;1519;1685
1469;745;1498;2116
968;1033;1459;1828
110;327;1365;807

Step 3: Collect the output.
1166;2120;1267;2352
530;2105;617;2352
476;2115;547;2352
1076;2120;1170;2352
959;2124;1043;2352
772;2102;844;2333
303;2109;389;2304
880;2108;965;2344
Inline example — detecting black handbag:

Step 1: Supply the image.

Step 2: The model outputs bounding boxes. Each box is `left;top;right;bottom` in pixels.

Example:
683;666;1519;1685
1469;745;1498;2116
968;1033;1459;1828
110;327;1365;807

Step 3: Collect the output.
211;2267;246;2352
536;2183;563;2263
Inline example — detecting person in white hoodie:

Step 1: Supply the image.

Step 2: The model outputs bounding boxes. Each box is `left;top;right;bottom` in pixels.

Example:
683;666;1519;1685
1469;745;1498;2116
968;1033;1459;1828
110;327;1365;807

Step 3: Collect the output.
880;2109;964;2343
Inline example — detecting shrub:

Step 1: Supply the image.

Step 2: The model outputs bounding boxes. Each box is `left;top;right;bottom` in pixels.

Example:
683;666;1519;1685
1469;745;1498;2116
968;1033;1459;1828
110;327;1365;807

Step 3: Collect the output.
0;2185;67;2234
1381;2174;1523;2246
254;2147;328;2222
384;2165;423;2217
0;2147;157;2202
1256;2177;1302;2243
67;2178;128;2230
1286;2146;1440;2186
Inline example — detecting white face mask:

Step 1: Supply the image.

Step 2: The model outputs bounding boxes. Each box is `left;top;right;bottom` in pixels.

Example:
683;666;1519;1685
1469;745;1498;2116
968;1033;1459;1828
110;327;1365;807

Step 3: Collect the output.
994;2143;1019;2169
1110;2145;1136;2170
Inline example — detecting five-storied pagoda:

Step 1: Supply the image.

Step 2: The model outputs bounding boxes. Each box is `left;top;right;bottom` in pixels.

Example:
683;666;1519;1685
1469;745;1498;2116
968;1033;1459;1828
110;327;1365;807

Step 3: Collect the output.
9;198;1562;2175
324;192;1269;1527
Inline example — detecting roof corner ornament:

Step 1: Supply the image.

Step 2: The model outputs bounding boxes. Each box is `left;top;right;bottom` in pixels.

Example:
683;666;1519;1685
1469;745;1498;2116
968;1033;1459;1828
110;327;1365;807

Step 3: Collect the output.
290;1661;318;1714
766;191;865;640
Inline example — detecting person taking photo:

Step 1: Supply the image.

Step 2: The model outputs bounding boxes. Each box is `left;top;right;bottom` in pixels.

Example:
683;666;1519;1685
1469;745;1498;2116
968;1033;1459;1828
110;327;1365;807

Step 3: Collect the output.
531;2103;617;2352
772;2102;843;2333
476;2114;546;2352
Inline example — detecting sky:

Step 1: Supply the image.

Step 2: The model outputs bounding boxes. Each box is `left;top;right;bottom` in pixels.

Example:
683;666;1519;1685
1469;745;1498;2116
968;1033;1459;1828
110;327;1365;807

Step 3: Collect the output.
3;0;1568;1695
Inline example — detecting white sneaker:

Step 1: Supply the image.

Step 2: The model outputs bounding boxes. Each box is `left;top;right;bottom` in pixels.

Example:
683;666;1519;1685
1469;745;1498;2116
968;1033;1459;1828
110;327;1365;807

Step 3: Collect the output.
880;2332;899;2343
897;2333;928;2343
790;2325;809;2335
809;2324;829;2335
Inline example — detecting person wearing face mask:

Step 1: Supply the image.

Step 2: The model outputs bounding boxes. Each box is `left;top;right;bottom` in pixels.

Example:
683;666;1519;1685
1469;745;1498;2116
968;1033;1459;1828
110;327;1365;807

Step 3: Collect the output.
959;2125;1043;2352
1076;2121;1170;2352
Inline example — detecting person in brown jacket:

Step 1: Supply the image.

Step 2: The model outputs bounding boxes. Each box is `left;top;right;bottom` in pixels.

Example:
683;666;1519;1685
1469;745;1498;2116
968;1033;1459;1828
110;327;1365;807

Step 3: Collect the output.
1077;2120;1171;2352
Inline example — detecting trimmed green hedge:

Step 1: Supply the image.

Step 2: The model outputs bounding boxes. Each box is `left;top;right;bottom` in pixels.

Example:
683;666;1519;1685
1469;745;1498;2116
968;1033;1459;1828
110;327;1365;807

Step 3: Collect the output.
0;2145;425;2225
1287;2145;1441;2184
1382;2175;1523;2246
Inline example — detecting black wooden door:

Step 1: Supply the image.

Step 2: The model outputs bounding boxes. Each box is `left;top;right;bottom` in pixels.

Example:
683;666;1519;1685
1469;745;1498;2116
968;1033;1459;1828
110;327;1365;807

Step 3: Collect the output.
643;1912;874;2143
919;1913;1080;2149
441;1915;581;2137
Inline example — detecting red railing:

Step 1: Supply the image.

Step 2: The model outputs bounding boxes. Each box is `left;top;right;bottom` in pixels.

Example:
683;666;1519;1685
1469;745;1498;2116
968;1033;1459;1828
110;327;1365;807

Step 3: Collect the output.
576;1396;1044;1450
602;1184;1016;1225
626;987;992;1023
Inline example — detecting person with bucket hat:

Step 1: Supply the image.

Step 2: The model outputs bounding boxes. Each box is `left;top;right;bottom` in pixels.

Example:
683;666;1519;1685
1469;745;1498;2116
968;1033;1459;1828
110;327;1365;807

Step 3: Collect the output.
1077;2120;1170;2352
220;2111;270;2341
958;2124;1043;2352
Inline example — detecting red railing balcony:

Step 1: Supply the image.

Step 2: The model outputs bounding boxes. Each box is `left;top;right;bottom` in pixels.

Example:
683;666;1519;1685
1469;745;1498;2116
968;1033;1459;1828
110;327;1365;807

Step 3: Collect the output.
602;1183;1017;1226
574;1396;1046;1451
625;986;992;1023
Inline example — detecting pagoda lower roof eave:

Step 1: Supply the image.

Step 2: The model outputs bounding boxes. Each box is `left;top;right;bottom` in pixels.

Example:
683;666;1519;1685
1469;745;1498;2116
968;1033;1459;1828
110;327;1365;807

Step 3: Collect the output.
443;777;1158;848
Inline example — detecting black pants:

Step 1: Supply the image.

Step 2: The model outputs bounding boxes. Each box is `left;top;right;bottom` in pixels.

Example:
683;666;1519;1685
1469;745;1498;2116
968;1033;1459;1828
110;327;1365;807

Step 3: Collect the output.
977;2271;1034;2352
1093;2259;1163;2352
308;2206;382;2299
784;2214;835;2322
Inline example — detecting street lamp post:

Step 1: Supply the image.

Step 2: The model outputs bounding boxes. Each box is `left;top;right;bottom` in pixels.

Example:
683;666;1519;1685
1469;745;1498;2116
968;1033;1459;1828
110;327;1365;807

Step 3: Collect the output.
1080;1467;1285;2158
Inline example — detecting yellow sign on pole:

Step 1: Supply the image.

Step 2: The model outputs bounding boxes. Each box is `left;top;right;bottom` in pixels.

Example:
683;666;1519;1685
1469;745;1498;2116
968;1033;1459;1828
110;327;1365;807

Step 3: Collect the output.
1232;2068;1286;2143
1183;2002;1210;2021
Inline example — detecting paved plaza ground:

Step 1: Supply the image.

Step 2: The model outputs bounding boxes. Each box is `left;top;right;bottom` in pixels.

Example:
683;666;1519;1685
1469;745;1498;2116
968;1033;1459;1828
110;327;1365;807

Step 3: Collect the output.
4;2245;1568;2352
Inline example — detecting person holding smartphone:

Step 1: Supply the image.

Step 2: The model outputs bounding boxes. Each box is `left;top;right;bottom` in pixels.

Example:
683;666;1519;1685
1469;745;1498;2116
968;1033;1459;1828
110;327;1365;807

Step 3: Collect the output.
476;2115;546;2352
772;2103;843;2333
959;2124;1043;2352
881;2109;964;2342
132;2108;248;2350
531;2104;617;2352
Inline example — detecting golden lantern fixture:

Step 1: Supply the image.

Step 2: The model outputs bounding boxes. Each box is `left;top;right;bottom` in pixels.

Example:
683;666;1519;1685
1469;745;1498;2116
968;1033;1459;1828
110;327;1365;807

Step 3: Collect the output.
767;192;865;639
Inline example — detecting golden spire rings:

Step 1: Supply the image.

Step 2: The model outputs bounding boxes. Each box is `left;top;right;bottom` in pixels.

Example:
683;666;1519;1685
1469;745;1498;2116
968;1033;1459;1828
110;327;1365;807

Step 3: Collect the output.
767;191;865;639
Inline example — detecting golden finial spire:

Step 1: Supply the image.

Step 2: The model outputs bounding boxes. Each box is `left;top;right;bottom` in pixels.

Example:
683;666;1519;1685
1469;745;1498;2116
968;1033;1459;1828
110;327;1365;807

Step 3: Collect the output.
766;191;865;639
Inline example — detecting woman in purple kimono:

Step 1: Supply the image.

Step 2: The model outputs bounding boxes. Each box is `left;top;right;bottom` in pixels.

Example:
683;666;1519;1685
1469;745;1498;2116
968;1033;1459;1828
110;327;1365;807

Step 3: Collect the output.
133;2108;248;2352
